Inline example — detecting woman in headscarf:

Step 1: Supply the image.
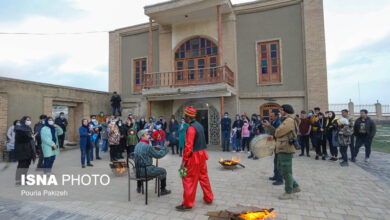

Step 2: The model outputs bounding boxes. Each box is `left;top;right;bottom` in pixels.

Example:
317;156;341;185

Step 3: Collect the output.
107;119;121;162
79;119;93;168
40;117;63;174
168;116;179;155
116;119;126;159
326;111;339;161
14;116;36;185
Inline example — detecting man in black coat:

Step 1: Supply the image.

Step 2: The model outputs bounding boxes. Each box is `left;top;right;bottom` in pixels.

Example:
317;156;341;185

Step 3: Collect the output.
55;112;68;148
220;112;231;152
111;91;122;116
353;109;376;163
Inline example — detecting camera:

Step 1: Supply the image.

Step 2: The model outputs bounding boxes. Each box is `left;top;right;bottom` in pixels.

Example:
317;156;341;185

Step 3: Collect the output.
288;137;299;149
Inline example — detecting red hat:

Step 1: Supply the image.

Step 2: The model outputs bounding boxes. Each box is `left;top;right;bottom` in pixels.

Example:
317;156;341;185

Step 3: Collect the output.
184;106;197;117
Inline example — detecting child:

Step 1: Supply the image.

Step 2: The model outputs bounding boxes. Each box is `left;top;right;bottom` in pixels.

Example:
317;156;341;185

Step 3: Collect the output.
152;124;166;146
241;119;251;153
126;128;138;155
337;118;352;167
231;128;237;152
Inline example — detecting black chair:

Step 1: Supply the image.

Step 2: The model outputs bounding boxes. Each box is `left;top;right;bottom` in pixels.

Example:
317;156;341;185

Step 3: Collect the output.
127;152;160;205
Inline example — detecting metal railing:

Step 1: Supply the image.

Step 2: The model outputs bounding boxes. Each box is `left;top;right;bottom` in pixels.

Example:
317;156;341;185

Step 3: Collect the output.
143;65;234;89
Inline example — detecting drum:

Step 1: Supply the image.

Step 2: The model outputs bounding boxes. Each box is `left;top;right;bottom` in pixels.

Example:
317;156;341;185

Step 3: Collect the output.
250;134;276;159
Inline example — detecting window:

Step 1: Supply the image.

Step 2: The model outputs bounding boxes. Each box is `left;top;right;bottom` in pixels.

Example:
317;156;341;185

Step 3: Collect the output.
133;57;147;93
257;40;281;84
174;36;219;82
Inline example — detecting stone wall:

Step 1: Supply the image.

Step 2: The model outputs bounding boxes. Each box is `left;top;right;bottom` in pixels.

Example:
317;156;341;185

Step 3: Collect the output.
0;77;111;160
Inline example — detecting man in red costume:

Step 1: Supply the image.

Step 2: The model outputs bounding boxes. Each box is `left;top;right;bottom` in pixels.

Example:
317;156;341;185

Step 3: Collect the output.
176;106;214;211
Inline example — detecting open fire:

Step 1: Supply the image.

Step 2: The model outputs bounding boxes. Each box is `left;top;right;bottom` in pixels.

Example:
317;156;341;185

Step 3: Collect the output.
109;161;127;176
237;209;275;220
219;156;245;169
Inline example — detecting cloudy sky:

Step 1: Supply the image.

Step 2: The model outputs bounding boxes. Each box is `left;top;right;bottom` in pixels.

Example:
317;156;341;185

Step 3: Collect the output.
0;0;389;104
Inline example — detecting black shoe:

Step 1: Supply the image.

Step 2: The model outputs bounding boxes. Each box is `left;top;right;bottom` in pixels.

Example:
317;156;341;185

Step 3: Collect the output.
96;157;102;160
351;158;356;162
87;163;93;167
340;161;349;167
269;176;277;181
253;156;259;160
299;154;304;156
330;158;337;161
322;156;326;160
160;189;171;196
315;156;319;160
248;155;253;159
82;165;86;168
176;205;192;211
272;180;283;185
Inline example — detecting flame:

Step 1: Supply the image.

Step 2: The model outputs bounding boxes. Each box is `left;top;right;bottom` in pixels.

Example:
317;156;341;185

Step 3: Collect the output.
238;209;275;220
219;156;240;166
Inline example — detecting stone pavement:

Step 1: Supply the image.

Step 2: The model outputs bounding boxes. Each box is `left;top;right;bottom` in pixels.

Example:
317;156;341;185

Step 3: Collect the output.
1;148;390;220
355;151;390;188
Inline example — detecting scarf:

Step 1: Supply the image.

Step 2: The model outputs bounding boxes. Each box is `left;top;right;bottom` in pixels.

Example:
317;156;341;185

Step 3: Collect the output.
45;118;57;143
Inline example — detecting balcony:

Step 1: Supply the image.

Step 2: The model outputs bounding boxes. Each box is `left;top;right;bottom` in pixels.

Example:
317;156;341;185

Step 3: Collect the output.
142;65;236;100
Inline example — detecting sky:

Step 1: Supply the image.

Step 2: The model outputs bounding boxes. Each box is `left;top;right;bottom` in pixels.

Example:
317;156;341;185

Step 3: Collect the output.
0;0;389;104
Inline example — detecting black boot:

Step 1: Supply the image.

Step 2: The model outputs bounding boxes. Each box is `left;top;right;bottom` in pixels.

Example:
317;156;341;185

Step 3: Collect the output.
136;181;142;193
160;178;171;196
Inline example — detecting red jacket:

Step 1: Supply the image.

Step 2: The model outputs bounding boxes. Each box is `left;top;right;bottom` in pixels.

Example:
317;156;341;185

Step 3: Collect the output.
152;129;166;142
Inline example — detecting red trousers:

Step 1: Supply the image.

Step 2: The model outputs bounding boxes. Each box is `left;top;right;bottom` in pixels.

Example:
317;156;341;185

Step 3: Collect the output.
182;152;213;207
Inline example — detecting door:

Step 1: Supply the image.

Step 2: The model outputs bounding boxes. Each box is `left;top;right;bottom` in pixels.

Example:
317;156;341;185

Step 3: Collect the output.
196;110;209;144
260;103;280;121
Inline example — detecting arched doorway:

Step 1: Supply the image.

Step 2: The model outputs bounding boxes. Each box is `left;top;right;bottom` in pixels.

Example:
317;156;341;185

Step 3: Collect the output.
260;103;281;120
174;36;219;83
174;102;220;146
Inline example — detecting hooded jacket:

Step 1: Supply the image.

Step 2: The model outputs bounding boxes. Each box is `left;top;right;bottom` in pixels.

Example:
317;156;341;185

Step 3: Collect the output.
14;117;36;161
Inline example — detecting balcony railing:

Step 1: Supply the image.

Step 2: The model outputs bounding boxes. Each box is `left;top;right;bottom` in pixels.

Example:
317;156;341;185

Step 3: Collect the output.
143;65;234;89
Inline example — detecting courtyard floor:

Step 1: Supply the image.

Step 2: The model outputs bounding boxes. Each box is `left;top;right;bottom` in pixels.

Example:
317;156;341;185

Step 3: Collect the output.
0;147;390;220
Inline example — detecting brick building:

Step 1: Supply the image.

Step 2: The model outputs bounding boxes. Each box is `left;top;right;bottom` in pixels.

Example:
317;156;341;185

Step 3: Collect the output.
109;0;328;146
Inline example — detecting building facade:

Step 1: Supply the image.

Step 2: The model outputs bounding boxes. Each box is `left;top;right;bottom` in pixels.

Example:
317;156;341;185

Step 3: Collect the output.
109;0;328;146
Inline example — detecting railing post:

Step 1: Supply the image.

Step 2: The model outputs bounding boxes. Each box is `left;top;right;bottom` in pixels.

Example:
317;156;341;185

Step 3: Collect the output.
348;99;354;116
375;100;382;119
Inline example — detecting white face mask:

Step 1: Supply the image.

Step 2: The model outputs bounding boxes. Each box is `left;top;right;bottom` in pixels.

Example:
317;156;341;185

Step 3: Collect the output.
111;121;115;125
48;121;54;125
25;121;31;126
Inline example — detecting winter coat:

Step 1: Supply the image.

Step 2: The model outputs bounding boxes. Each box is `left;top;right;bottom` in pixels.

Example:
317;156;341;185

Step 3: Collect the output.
33;122;45;147
126;129;138;146
353;117;376;138
221;117;231;132
55;117;68;132
7;125;16;147
179;123;190;148
152;130;166;143
101;122;108;140
267;114;300;154
232;119;243;137
138;120;146;130
97;115;107;124
79;125;92;149
241;120;251;138
41;126;63;158
14;117;36;161
110;94;121;107
337;125;353;147
107;124;120;145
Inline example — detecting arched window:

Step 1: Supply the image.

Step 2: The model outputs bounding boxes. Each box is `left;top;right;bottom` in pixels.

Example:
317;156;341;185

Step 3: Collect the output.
174;36;219;82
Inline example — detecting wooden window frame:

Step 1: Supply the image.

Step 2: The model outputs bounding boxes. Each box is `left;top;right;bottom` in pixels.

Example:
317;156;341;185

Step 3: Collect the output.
132;57;148;93
255;39;283;85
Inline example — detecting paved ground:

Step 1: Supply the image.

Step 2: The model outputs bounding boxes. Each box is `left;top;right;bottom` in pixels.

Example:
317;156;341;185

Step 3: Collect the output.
1;147;390;220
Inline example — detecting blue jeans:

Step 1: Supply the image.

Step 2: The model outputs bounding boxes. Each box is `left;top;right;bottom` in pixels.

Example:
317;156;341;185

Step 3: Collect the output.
81;144;91;166
155;141;164;146
43;155;56;174
232;133;237;151
235;137;242;151
222;130;230;151
355;136;373;159
112;106;121;116
89;138;100;159
101;139;108;152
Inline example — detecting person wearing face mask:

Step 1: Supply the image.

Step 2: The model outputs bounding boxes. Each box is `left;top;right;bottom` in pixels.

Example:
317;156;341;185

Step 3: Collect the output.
232;114;243;152
97;112;107;124
88;115;102;161
156;116;167;131
241;119;251;153
220;112;231;152
79;119;93;168
168;116;180;155
54;112;68;149
7;120;19;162
178;118;189;157
126;128;138;154
40;117;63;174
100;117;109;153
14;116;37;185
34;114;47;170
108;119;121;162
116;119;126;159
138;117;146;130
